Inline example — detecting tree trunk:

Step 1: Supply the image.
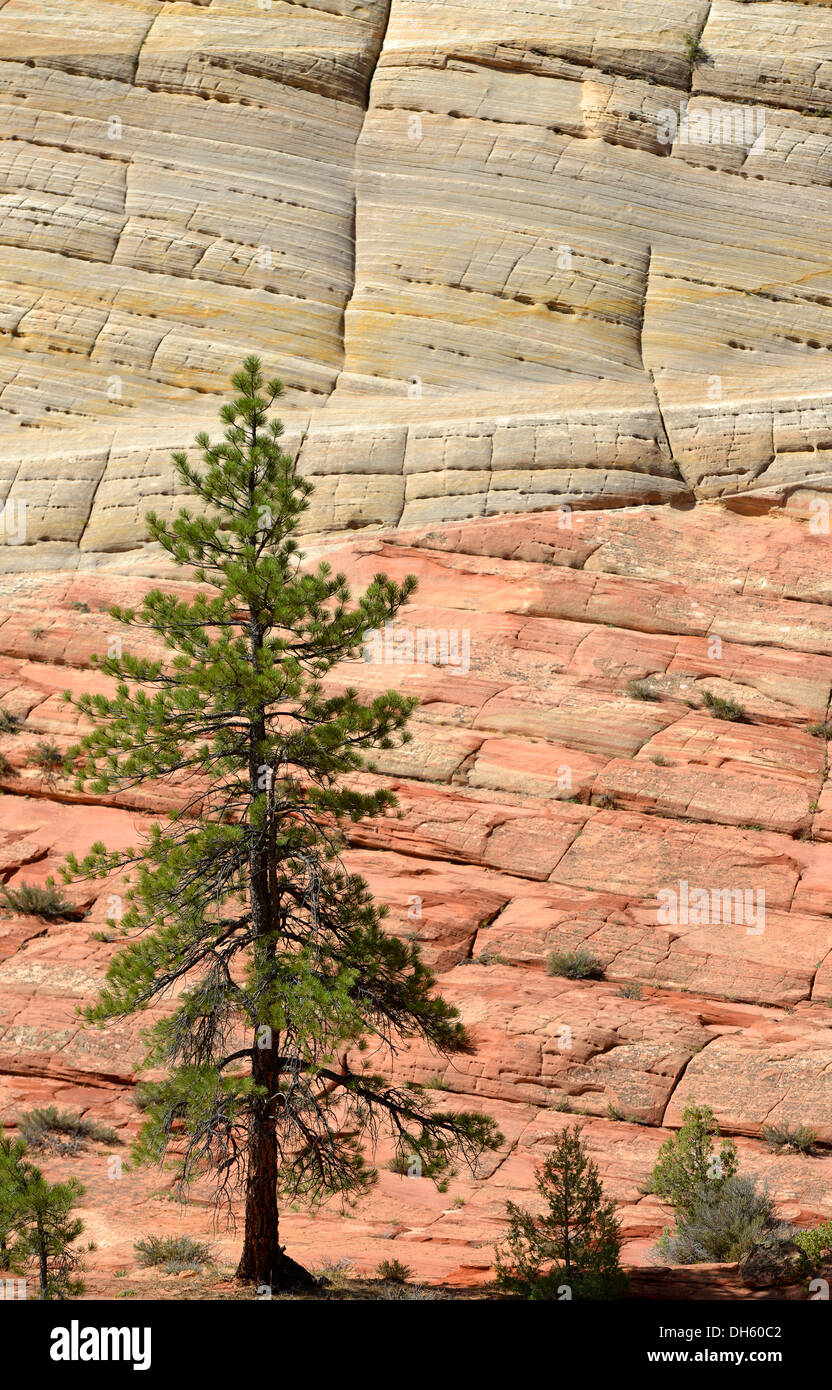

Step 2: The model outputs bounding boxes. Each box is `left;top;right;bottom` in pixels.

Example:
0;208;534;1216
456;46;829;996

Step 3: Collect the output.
237;589;316;1293
235;1049;315;1290
37;1213;48;1300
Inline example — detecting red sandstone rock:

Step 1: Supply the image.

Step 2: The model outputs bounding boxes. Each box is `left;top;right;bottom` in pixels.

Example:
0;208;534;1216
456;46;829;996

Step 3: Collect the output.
1;503;831;1295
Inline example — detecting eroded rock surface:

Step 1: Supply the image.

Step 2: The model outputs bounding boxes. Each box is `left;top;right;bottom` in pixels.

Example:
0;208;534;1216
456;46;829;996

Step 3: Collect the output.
1;2;832;559
0;501;831;1290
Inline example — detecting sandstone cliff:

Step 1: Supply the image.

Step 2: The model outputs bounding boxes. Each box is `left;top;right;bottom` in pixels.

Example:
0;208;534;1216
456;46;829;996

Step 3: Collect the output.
0;1;831;563
1;0;832;1296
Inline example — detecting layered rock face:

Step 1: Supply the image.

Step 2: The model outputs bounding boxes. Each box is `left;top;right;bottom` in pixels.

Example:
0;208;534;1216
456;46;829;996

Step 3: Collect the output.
1;0;832;1294
0;0;831;561
1;502;832;1289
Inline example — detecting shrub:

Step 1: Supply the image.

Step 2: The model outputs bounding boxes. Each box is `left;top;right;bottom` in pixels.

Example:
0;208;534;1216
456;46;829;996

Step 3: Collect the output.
794;1219;832;1270
701;690;745;722
807;723;832;739
314;1256;353;1287
375;1258;412;1284
494;1125;628;1300
0;707;20;734
760;1122;818;1156
618;983;643;1000
387;1152;420;1176
627;679;660;702
1;880;76;920
651;1104;738;1218
683;33;704;64
19;1106;119;1152
134;1234;213;1272
655;1176;788;1265
376;1283;438;1300
546;947;603;980
0;754;11;776
28;741;65;774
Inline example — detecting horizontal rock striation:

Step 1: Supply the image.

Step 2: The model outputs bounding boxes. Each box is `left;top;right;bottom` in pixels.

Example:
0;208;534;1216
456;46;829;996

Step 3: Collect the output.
1;501;831;1286
0;1;832;559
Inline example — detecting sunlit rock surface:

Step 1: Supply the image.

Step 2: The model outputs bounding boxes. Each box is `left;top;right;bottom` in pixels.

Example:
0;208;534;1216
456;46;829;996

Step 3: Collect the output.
1;0;832;1296
0;1;831;558
1;502;831;1290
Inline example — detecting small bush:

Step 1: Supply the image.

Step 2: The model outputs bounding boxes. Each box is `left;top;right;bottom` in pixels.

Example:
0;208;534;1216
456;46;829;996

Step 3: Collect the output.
1;880;76;919
760;1122;818;1156
0;708;20;733
618;982;643;1000
807;722;832;739
546;947;603;980
683;33;704;64
314;1256;353;1288
0;753;11;776
134;1234;213;1272
376;1283;438;1300
655;1176;788;1265
794;1219;832;1270
375;1258;412;1284
20;1105;119;1152
28;740;65;774
387;1152;418;1176
627;679;660;702
702;690;745;722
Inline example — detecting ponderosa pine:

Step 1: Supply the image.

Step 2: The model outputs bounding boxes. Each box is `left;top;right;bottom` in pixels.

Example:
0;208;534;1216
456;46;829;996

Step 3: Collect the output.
63;357;501;1290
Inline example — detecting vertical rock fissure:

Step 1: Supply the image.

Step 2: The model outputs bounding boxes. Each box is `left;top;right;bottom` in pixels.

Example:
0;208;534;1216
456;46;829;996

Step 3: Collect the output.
329;0;393;399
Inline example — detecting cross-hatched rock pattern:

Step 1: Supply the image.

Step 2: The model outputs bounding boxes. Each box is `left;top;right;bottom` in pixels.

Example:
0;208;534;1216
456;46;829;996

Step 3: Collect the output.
1;0;832;562
1;502;832;1290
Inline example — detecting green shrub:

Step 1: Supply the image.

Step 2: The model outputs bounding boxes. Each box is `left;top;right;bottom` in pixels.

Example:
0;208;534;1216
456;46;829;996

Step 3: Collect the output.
376;1283;438;1300
387;1152;419;1176
0;707;20;733
375;1258;412;1284
794;1219;832;1270
19;1106;119;1152
314;1256;353;1287
133;1234;213;1271
1;880;76;919
627;679;660;702
807;722;832;738
546;947;603;980
28;740;65;774
683;33;704;64
702;690;745;722
618;982;643;999
655;1176;788;1264
652;1104;738;1218
494;1125;628;1300
761;1122;818;1156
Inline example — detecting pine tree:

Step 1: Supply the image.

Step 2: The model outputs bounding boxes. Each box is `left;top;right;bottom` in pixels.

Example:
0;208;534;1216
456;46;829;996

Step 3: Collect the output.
494;1125;628;1300
651;1103;738;1219
63;357;502;1290
0;1130;86;1298
0;1129;27;1267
